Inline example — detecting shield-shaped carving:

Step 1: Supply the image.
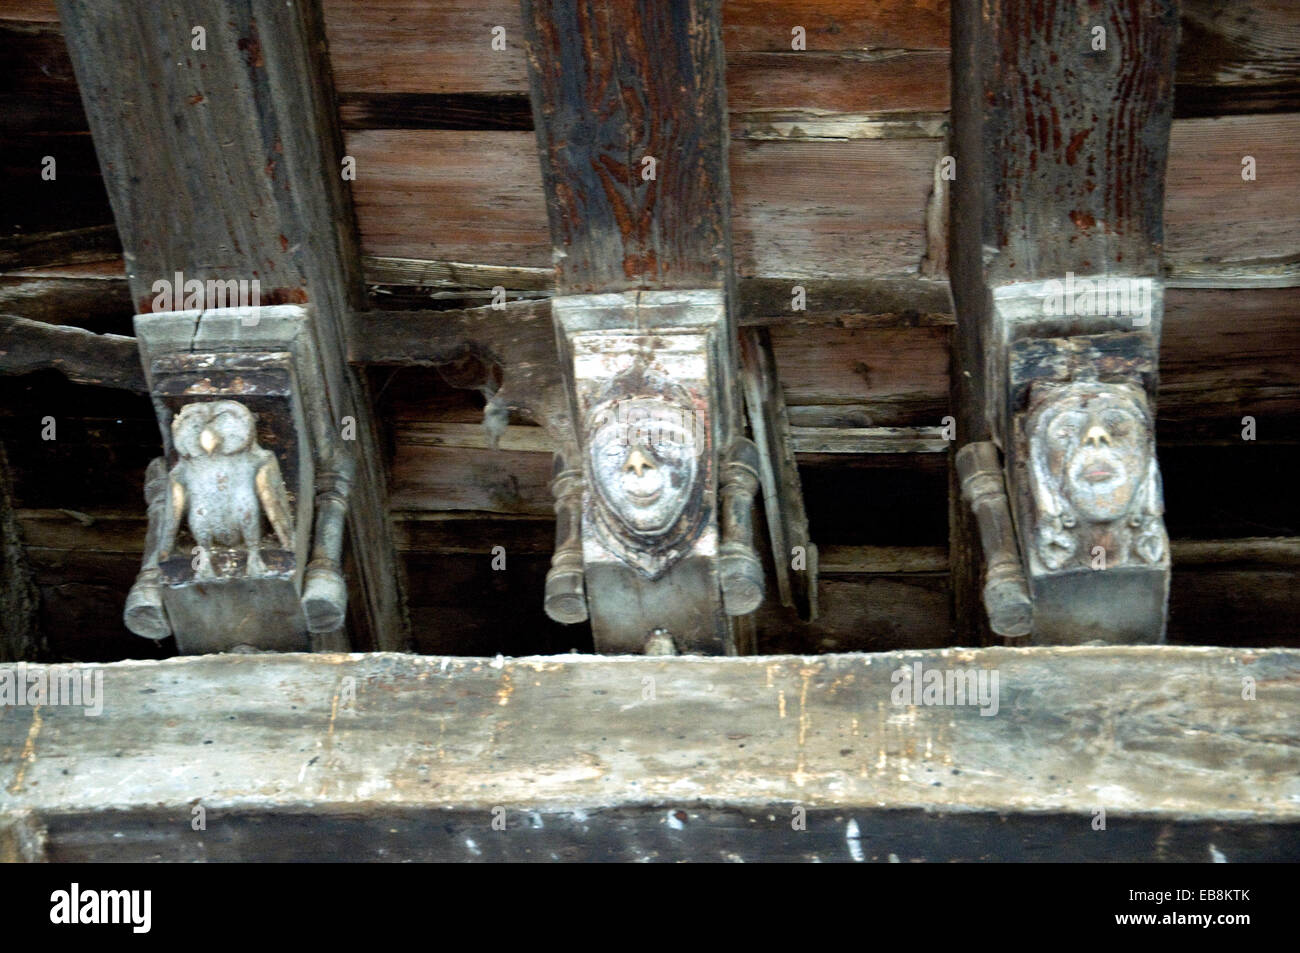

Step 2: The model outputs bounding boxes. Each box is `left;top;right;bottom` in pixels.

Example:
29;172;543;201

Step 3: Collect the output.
585;392;709;578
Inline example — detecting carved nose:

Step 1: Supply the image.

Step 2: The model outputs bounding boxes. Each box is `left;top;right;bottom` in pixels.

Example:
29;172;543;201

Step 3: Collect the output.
1081;423;1111;448
623;447;655;477
199;428;219;454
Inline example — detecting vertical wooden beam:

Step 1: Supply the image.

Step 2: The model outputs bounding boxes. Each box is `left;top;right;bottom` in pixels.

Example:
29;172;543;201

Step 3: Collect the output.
950;0;1179;643
57;0;408;650
523;0;732;295
740;327;818;622
524;0;772;654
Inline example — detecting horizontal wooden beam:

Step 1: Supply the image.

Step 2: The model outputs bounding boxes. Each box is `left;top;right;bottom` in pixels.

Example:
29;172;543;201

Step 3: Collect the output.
17;509;1298;570
1;648;1296;860
0;314;143;391
393;421;947;455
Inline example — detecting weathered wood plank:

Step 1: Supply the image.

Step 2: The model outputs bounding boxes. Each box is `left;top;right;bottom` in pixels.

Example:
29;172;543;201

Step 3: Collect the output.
344;115;1300;280
321;0;952;97
317;0;1298;114
0;226;121;272
37;804;1300;862
0;649;1295;861
391;421;949;455
1176;0;1300;116
521;0;732;293
0;812;46;863
57;0;408;650
335;51;953;134
0;315;144;391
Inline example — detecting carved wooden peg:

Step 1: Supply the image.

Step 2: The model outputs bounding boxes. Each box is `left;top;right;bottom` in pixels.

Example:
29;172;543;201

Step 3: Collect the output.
544;459;588;625
719;438;764;616
956;441;1032;638
301;451;355;642
123;306;352;654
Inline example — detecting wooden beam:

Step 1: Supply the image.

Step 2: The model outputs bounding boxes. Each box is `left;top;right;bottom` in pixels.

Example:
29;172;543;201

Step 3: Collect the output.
521;0;775;653
522;0;732;294
0;226;121;272
742;328;818;620
950;0;1181;644
0;648;1296;861
56;0;407;650
0;314;144;391
0;442;40;662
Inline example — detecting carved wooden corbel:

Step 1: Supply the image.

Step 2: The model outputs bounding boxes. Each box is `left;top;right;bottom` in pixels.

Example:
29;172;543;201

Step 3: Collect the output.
123;306;353;653
543;290;761;655
950;0;1178;643
521;0;789;655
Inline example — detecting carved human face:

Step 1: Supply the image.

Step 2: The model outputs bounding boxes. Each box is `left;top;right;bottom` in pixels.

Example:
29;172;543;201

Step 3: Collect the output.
1033;386;1151;523
588;397;701;537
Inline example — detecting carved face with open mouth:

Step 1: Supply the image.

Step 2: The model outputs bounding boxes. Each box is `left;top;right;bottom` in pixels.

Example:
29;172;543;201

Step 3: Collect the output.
1031;383;1154;523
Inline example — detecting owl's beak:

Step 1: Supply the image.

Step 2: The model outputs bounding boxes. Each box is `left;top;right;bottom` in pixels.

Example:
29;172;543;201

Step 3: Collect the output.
199;428;219;454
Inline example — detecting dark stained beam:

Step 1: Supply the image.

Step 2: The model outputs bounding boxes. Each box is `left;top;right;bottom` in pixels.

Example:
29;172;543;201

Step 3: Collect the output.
950;0;1180;644
0;226;121;272
522;0;732;294
0;648;1296;861
0;441;40;662
56;0;408;650
521;0;769;653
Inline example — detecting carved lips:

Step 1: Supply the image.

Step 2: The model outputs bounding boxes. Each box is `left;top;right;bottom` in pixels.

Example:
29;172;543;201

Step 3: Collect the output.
1027;382;1166;570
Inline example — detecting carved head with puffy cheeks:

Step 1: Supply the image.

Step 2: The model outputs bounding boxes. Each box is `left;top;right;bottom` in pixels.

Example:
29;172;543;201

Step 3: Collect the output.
1027;381;1164;569
588;395;703;538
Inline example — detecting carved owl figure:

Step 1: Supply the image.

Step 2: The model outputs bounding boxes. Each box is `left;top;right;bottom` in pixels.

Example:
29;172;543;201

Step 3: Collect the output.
158;400;294;578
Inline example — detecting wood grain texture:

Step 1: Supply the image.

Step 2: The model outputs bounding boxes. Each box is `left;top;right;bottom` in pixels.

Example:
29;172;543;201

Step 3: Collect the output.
1164;114;1300;271
318;0;1297;114
320;0;952;97
56;0;408;651
521;0;732;292
0;441;40;662
1;649;1296;841
0;314;144;391
982;0;1180;282
344;115;1298;280
1176;0;1300;116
